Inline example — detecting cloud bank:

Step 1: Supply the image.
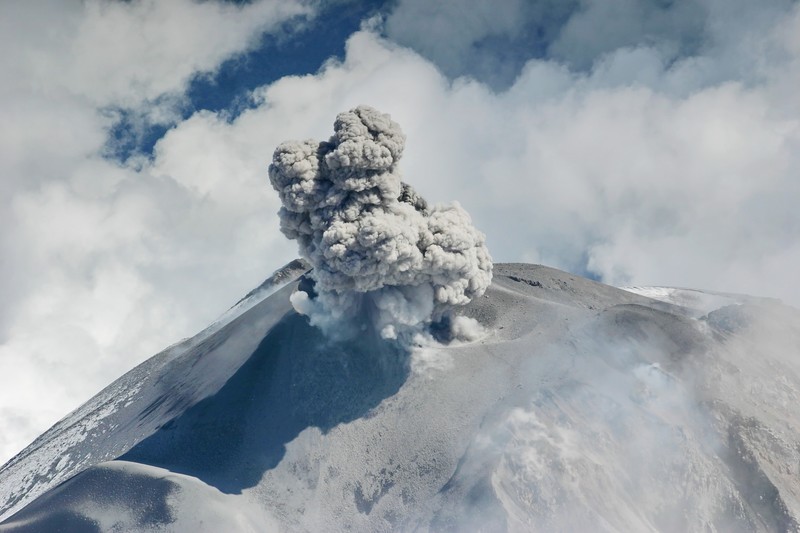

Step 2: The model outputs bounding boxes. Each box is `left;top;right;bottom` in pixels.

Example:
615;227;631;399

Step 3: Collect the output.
0;0;315;465
2;0;800;466
269;105;492;339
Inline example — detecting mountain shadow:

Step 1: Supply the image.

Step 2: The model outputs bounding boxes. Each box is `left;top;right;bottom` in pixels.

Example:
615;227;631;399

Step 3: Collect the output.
0;462;176;533
121;310;411;494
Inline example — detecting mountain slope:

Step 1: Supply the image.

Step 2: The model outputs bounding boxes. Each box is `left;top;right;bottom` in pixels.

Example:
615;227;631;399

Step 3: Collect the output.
0;259;310;523
1;262;800;532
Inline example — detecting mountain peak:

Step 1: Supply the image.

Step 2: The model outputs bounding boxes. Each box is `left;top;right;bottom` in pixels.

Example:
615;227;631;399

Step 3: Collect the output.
3;261;800;531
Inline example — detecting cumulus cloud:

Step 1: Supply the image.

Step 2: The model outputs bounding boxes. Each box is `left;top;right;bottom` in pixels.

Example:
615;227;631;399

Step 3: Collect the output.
269;105;492;339
1;0;314;108
4;0;800;470
384;0;797;91
0;0;314;465
383;0;708;88
384;0;549;88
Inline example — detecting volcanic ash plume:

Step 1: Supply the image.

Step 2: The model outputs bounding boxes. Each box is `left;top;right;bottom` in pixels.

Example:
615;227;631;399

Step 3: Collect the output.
268;105;492;340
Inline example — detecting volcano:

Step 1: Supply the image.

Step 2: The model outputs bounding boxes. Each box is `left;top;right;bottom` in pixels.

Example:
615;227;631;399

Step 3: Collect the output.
1;261;799;532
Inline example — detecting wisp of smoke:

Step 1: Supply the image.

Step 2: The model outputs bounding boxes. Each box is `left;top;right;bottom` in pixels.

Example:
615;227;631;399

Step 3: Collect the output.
268;105;492;340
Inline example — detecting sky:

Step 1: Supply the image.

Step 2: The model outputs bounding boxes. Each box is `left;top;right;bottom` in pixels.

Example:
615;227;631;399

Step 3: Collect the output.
1;0;799;465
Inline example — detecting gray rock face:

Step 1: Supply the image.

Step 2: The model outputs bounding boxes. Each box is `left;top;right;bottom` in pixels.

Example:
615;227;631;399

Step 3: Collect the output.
1;262;800;532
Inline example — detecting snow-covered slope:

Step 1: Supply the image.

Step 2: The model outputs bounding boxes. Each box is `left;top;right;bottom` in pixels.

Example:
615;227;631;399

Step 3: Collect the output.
2;262;800;532
0;259;309;524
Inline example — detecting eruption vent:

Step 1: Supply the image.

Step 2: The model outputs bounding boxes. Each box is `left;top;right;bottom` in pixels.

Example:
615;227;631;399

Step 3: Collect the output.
268;105;492;339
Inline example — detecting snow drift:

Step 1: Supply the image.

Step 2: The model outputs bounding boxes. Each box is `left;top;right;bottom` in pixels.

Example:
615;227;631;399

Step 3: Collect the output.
268;105;492;340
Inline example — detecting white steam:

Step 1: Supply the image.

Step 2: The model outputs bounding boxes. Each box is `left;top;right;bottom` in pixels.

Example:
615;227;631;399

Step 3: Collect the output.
269;105;492;339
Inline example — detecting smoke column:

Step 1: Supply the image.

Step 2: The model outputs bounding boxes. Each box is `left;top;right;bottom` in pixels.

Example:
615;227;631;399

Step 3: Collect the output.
268;105;492;340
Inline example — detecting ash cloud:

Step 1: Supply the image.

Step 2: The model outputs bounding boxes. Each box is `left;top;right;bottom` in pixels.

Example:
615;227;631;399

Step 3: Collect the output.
268;105;492;339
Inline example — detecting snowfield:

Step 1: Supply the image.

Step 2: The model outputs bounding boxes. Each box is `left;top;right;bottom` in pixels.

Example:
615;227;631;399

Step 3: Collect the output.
1;262;800;532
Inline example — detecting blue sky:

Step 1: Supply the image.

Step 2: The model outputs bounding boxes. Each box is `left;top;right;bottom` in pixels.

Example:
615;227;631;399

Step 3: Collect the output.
1;0;800;465
108;0;390;160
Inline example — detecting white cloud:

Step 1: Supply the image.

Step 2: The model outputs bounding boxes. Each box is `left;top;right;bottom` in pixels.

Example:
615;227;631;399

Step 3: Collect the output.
0;0;314;464
3;0;800;468
385;0;531;82
241;18;800;300
548;0;707;69
139;17;800;304
1;0;313;107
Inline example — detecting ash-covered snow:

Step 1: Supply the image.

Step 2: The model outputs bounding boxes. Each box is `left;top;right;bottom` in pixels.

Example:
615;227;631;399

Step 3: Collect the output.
1;262;800;532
